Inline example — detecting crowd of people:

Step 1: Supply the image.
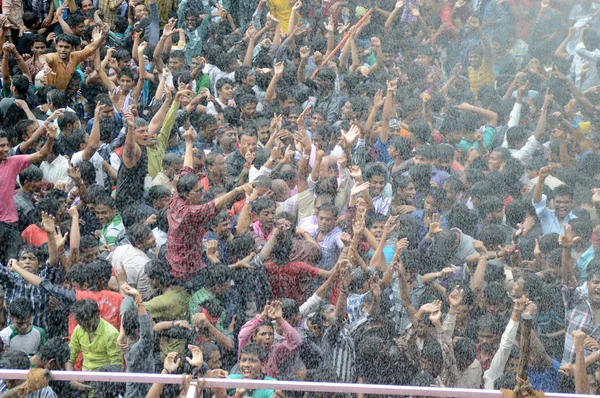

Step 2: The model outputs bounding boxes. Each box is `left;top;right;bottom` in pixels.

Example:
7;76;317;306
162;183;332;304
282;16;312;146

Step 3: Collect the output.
1;0;600;396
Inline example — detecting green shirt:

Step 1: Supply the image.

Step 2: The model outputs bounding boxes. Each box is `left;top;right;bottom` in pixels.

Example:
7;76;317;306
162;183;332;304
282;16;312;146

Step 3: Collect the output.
100;212;124;249
147;99;179;178
69;318;122;371
226;374;276;398
188;287;227;329
144;288;191;359
457;126;497;154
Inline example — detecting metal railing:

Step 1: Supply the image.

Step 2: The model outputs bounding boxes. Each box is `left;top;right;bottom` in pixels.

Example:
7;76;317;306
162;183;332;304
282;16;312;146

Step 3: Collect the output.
0;370;590;398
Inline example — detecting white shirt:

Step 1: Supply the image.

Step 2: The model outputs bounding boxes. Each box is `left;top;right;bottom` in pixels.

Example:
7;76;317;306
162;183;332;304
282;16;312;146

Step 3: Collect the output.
40;155;70;184
111;244;153;301
71;150;105;186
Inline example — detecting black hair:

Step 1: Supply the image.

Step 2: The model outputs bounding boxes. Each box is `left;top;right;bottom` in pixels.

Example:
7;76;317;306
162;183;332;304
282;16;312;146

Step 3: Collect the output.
71;299;99;322
409;164;432;190
365;163;388;181
553;184;574;200
37;337;70;365
479;225;508;250
483;282;509;306
80;235;99;250
478;196;503;219
409;119;432;144
88;258;113;285
228;234;255;260
177;173;200;199
216;77;234;92
148;185;171;204
199;342;220;361
147;258;177;287
204;263;231;289
389;137;412;160
8;297;33;320
454;337;476;370
47;89;67;108
0;350;30;369
67;263;92;286
281;298;299;320
539;233;560;254
252;197;276;215
128;222;153;247
122;307;139;339
317;203;339;218
19;165;44;185
11;75;30;95
240;342;269;363
421;340;444;377
57;111;79;130
113;15;129;33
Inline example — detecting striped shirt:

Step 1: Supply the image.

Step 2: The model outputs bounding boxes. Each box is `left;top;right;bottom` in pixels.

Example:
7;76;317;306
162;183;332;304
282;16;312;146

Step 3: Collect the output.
468;57;495;99
0;380;57;397
313;227;344;272
323;319;356;382
100;212;124;249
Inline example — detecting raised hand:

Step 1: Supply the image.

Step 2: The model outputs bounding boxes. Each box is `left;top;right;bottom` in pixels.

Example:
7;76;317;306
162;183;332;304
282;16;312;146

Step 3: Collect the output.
268;300;283;320
472;240;487;255
395;0;405;8
558;225;580;248
428;213;443;235
274;61;284;77
348;165;362;180
448;285;464;308
164;352;181;373
383;215;399;235
40;212;56;234
185;344;204;367
299;46;310;60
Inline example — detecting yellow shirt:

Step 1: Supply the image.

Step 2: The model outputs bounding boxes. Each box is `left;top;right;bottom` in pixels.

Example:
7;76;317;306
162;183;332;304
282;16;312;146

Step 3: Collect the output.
468;57;494;99
44;47;94;91
268;0;292;34
69;318;122;371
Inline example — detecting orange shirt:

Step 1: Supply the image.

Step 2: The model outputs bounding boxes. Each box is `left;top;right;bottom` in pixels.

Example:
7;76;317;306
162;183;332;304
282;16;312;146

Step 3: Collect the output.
44;47;94;91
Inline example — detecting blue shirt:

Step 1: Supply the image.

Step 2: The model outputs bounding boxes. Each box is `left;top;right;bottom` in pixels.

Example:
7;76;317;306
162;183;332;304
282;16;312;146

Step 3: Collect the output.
529;358;561;393
532;194;577;235
576;245;595;283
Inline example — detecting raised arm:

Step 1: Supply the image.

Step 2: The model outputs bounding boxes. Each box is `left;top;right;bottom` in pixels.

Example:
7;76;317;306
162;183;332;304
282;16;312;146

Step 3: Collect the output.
27;124;56;164
384;0;405;37
121;112;142;168
572;330;590;394
94;49;116;91
470;240;489;293
532;166;551;205
559;225;579;288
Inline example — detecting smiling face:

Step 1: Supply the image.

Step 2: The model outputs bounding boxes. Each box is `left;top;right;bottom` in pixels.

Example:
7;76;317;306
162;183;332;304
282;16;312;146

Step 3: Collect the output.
185;15;198;30
587;273;600;305
218;83;234;101
553;195;573;219
118;75;133;93
94;204;117;226
398;182;416;203
240;353;265;379
0;137;8;161
135;4;149;20
369;175;386;197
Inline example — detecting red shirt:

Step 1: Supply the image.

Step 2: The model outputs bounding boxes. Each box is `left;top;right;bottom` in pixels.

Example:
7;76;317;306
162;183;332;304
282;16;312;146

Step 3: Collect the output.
166;166;218;281
265;261;320;304
22;224;48;247
68;289;123;337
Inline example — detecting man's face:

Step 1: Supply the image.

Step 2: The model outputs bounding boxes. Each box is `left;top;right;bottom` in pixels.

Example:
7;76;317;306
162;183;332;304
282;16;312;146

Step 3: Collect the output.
185;182;204;204
370;222;385;240
214;219;231;240
477;327;500;354
135;4;149;20
423;196;436;216
218;83;234;101
587;274;600;304
78;314;100;333
0;137;8;160
19;250;40;273
81;0;94;13
56;41;73;60
398;182;416;202
317;210;336;234
340;101;354;120
81;246;99;263
242;102;257;118
257;127;270;145
153;195;171;210
468;51;482;68
168;57;184;72
311;112;326;130
32;41;47;57
488;151;504;171
219;129;237;150
100;106;115;120
118;75;133;92
94;204;117;225
254;325;274;349
242;71;256;87
554;195;573;219
138;233;156;252
239;353;264;379
10;316;32;334
416;54;430;68
73;23;85;36
281;96;296;111
134;126;151;146
27;178;43;193
202;123;218;141
369;175;386;197
185;15;198;30
209;154;226;176
413;154;429;165
239;135;257;156
258;207;276;230
207;350;222;370
66;77;81;97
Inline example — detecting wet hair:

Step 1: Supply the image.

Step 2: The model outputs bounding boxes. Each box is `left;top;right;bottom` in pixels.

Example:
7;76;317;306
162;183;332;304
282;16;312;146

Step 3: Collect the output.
9;297;33;320
454;337;476;370
240;342;269;363
409;119;432;144
19;165;43;185
389;137;412;159
122;307;139;339
147;258;177;287
177;173;200;199
80;235;99;251
200;342;220;362
228;234;255;259
148;185;171;204
281;298;299;320
421;340;444;377
0;350;30;369
252;197;276;215
128;222;153;248
479;225;508;250
204;263;231;289
71;299;99;323
317;203;339;218
37;337;70;366
55;33;80;47
553;184;574;200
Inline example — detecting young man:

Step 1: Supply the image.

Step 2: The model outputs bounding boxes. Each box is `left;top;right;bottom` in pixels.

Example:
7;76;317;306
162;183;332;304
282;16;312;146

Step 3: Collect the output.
39;28;107;91
312;203;344;273
215;343;277;398
238;301;302;378
534;168;577;236
0;351;58;397
93;195;124;250
0;297;47;356
66;299;122;371
14;165;43;232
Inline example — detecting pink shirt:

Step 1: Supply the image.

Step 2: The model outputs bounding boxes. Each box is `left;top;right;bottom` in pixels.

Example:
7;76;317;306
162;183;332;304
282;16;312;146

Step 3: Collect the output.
0;155;29;223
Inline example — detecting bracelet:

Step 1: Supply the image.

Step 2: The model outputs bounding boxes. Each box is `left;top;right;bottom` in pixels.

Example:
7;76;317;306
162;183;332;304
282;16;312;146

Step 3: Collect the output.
340;288;349;294
480;255;488;261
